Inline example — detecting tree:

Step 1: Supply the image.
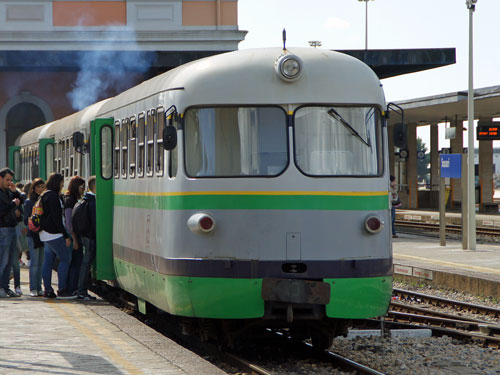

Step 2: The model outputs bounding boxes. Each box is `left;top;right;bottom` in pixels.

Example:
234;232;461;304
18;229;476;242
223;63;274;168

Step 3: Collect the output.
417;137;430;184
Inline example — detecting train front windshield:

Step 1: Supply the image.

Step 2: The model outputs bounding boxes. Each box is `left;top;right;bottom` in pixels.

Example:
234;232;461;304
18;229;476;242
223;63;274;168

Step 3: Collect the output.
294;106;383;176
183;105;382;178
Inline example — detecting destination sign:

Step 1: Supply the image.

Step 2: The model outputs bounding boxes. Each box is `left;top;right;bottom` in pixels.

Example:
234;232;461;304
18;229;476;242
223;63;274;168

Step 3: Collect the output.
477;122;500;140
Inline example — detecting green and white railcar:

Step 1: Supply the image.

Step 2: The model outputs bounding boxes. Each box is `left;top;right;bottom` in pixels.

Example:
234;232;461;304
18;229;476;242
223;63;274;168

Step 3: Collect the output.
11;47;393;348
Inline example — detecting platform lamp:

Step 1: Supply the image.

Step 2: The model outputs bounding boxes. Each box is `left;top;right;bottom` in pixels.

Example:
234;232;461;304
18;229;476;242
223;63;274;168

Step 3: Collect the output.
358;0;374;50
466;0;477;250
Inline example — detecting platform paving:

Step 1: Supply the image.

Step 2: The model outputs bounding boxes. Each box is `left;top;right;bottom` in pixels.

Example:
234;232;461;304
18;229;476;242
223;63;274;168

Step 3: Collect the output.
0;269;226;375
393;233;500;298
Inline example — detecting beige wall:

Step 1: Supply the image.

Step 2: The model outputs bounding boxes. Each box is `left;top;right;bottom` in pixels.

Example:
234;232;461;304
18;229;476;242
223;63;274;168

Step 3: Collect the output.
183;1;238;26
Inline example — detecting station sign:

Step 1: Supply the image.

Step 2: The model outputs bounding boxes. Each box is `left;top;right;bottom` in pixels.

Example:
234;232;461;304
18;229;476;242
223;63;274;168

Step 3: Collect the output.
477;121;500;140
440;154;461;178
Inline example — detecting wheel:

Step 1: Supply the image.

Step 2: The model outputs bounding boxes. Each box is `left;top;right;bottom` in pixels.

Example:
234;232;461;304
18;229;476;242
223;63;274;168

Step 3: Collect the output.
310;330;333;350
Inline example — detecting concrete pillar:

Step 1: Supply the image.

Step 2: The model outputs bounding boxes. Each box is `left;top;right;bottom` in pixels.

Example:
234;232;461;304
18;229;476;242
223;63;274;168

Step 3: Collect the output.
429;123;439;208
478;118;494;209
450;117;463;207
388;124;395;178
407;123;418;208
430;123;439;191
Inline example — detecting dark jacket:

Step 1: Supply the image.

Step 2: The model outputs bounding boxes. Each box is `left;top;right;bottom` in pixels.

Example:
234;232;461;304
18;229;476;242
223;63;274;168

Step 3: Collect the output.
24;197;44;248
63;194;78;234
82;192;96;239
40;190;69;239
0;187;23;228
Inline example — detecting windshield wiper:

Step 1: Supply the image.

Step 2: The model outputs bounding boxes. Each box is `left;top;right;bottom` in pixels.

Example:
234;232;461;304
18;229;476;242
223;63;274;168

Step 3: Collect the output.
327;108;370;147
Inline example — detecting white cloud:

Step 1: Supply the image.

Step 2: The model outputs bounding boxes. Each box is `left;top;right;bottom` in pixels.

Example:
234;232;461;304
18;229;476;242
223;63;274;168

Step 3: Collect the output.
324;17;350;30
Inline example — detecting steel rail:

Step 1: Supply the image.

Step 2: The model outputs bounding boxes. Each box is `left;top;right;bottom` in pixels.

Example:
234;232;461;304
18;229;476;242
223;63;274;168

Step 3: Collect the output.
393;288;500;319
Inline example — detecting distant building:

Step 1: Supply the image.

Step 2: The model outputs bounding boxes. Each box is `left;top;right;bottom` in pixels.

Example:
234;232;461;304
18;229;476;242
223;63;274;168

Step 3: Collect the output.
0;0;246;167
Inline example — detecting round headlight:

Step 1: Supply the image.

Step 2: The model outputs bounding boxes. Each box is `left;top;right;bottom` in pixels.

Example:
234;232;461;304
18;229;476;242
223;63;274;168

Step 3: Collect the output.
275;54;303;81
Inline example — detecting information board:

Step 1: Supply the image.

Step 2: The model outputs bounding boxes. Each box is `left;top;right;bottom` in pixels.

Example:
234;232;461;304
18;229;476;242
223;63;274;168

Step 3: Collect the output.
440;154;461;178
477;122;500;140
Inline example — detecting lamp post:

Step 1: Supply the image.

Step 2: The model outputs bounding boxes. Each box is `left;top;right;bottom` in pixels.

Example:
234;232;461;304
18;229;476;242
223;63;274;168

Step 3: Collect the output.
358;0;374;50
466;0;477;250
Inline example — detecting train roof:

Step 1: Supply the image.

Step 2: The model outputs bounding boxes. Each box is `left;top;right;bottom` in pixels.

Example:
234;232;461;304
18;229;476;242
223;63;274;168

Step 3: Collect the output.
14;99;111;147
98;47;385;116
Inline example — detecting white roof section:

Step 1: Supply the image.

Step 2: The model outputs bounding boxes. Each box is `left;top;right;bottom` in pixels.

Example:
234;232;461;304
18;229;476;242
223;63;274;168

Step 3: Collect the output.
98;47;385;115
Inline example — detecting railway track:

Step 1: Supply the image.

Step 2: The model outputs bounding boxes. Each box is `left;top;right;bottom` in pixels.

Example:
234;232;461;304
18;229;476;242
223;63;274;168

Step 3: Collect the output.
381;288;500;349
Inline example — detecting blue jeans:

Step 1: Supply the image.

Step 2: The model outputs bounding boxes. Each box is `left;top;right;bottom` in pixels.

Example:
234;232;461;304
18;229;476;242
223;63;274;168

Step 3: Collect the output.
67;237;83;294
42;237;72;293
11;246;20;288
0;227;17;292
78;237;96;295
28;237;45;292
391;206;396;235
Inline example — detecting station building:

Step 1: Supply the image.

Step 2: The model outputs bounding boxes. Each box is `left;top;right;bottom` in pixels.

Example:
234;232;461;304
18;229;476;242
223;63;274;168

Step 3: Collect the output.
0;0;245;167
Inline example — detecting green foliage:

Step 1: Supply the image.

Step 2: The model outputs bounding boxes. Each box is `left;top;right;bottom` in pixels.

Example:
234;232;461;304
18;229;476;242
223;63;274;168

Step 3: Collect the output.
417;137;430;183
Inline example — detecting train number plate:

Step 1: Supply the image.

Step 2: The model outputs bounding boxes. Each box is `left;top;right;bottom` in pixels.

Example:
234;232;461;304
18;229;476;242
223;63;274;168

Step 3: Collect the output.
261;278;331;305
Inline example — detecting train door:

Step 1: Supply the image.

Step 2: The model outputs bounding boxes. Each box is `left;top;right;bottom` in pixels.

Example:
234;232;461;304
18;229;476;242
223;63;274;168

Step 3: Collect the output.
90;118;116;280
38;138;55;180
8;146;20;181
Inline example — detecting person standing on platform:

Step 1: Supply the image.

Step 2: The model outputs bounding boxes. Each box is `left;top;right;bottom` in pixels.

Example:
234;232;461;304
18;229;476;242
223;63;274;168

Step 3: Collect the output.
40;173;75;299
64;176;85;296
390;175;401;238
76;176;97;301
0;168;23;298
24;178;46;297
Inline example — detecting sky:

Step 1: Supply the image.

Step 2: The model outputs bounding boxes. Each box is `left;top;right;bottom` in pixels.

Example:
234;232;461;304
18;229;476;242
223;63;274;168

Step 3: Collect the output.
238;0;499;103
238;0;500;149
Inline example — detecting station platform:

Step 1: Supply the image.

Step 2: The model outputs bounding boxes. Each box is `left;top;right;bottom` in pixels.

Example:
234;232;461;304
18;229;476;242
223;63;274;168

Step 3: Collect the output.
0;269;226;375
396;208;500;228
393;233;500;298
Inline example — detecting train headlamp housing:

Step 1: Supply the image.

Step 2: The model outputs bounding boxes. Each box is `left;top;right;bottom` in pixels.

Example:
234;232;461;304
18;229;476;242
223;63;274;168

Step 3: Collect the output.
275;54;303;82
364;215;384;234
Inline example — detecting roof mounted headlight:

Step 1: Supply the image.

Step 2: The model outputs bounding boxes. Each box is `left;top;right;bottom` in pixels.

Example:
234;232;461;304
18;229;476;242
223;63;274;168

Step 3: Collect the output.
275;54;303;82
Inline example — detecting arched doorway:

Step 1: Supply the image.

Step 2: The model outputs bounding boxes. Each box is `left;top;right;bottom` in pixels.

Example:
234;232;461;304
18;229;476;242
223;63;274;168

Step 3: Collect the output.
6;103;46;150
0;93;54;167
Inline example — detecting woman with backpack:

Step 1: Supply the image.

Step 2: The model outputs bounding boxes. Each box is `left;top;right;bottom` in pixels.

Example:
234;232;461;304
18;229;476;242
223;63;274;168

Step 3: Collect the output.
40;173;75;299
24;178;45;297
63;176;85;295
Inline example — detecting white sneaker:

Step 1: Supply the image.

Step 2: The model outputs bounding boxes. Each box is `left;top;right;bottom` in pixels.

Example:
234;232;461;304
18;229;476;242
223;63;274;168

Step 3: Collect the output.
15;287;22;296
30;290;38;297
6;289;19;297
0;289;9;298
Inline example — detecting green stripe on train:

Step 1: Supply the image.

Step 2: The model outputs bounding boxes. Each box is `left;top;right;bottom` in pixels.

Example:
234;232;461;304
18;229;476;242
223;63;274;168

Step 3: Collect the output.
114;194;389;211
114;258;392;319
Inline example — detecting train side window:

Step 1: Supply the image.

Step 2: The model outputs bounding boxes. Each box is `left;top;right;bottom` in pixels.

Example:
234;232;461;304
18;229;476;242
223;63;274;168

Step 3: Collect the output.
20;150;25;181
121;119;128;179
146;109;155;177
168;119;178;179
65;138;70;177
70;139;75;176
138;113;145;178
114;121;120;179
34;147;39;178
28;149;33;181
46;143;55;177
156;107;164;176
129;117;136;178
101;126;113;180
